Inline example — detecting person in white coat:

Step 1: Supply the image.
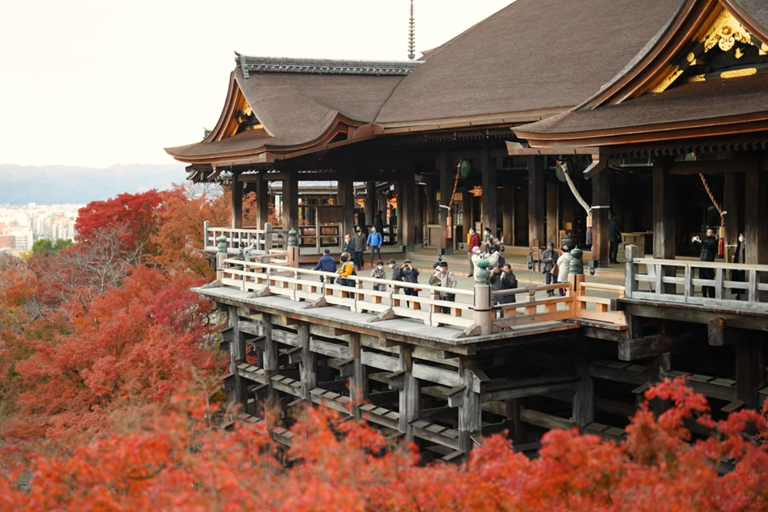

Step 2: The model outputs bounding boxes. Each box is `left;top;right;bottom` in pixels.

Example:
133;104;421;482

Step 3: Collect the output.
555;246;572;296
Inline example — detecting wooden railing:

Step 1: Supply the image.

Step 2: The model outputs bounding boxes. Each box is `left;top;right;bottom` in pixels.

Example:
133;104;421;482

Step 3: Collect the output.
219;260;476;331
204;222;285;255
625;245;768;312
218;259;627;335
491;276;626;328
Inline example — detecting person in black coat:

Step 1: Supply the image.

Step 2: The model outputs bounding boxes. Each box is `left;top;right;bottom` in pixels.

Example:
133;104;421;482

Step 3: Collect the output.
491;263;518;305
692;228;718;298
731;233;746;299
608;212;622;264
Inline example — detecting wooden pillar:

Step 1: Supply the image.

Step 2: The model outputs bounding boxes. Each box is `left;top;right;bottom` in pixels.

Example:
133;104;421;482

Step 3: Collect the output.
298;323;316;401
349;334;367;418
462;187;473;243
395;181;403;248
735;334;767;409
723;172;743;262
263;314;277;391
481;147;497;238
505;398;524;443
366;181;376;228
231;172;243;229
338;171;355;237
256;173;270;228
653;160;677;293
502;185;514;246
572;361;594;428
591;170;610;266
399;345;420;441
528;156;545;247
229;306;247;405
414;184;424;244
546;181;559;247
458;360;481;454
439;152;454;254
744;166;768;265
402;174;416;251
426;178;437;225
282;174;298;231
653;160;677;259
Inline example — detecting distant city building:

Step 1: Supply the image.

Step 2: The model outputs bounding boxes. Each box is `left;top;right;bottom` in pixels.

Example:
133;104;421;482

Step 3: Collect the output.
0;203;83;255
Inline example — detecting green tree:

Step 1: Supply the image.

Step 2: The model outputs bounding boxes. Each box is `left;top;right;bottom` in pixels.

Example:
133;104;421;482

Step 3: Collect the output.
31;239;73;257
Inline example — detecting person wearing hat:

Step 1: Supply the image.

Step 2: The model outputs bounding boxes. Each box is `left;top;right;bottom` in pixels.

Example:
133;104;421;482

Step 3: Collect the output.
313;248;336;283
401;258;420;298
541;241;558;297
370;260;387;291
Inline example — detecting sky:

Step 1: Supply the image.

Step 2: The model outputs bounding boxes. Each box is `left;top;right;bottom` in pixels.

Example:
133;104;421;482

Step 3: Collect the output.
0;0;512;168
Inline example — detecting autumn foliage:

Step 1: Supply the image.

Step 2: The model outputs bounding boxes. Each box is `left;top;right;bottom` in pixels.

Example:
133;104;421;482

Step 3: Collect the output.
0;380;766;511
2;188;768;510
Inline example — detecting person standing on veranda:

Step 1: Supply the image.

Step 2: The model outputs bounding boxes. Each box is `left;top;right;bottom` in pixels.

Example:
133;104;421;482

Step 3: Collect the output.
541;241;557;297
692;228;718;298
608;212;622;264
352;226;366;271
555;246;572;297
467;227;480;277
367;226;382;268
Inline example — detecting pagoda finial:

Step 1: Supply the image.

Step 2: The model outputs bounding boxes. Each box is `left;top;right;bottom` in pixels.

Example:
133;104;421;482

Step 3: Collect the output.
407;0;416;60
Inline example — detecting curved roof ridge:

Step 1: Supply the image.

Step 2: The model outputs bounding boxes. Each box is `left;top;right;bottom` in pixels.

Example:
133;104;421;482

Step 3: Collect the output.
234;53;422;77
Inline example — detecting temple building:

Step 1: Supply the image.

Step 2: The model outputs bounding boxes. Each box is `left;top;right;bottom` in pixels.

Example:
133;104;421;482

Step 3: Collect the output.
166;0;768;461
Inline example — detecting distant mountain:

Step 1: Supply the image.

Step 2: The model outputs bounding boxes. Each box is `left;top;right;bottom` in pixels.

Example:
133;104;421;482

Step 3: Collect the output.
0;164;186;205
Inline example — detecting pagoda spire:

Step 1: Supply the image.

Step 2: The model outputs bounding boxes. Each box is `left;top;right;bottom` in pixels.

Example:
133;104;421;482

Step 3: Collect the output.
407;0;416;60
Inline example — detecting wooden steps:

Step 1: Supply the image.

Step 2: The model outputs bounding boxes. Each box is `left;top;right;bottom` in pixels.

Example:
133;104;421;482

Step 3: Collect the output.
411;419;460;450
667;370;737;401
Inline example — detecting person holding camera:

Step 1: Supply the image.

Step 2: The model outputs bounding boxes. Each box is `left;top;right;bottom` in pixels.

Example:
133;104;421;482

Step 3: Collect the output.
401;259;420;297
692;228;718;298
430;261;457;313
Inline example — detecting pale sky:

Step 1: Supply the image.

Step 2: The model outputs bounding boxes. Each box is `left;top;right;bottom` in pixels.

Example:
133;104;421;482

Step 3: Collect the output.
0;0;512;167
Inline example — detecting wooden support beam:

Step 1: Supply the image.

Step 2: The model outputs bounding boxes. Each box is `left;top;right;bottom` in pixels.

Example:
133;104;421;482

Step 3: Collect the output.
723;172;743;263
349;334;367;418
229;307;248;405
402;173;416;251
572;361;594;428
439;152;454;255
339;171;355;237
591;170;610;266
502;184;515;246
744;166;768;266
708;317;730;346
256;173;270;228
652;159;677;259
458;359;481;454
298;323;316;401
735;334;767;409
282;174;298;231
528;156;545;247
545;181;559;247
505;399;525;443
365;181;376;228
231;171;244;229
618;331;701;361
399;345;421;441
263;314;278;380
481;147;497;238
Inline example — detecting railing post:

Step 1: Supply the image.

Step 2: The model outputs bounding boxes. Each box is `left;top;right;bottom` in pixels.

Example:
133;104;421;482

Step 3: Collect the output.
624;245;639;298
264;222;273;253
216;234;228;281
473;259;493;335
287;228;299;268
204;221;211;251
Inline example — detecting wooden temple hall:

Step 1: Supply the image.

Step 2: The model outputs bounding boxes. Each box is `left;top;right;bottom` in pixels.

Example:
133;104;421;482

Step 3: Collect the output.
166;0;768;460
